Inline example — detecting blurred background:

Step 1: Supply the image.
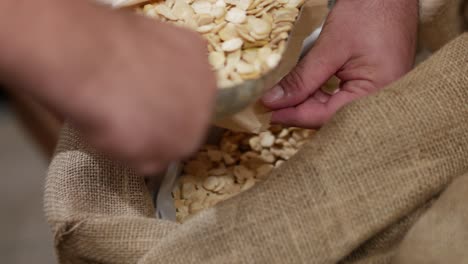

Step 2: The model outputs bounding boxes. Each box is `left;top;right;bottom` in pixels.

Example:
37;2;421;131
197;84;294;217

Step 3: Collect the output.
0;89;57;263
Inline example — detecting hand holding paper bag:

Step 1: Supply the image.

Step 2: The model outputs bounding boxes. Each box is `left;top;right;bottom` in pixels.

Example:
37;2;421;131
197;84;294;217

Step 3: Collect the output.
262;0;419;128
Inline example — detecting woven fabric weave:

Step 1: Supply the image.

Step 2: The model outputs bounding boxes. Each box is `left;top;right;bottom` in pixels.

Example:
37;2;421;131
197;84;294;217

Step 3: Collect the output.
45;33;468;263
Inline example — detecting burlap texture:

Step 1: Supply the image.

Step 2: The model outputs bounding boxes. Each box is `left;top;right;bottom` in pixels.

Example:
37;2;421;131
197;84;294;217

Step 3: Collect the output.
45;33;468;263
393;172;468;264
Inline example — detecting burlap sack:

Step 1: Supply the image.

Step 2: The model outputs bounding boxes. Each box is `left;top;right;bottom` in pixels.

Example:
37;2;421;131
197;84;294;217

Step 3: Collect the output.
393;172;468;264
45;33;468;263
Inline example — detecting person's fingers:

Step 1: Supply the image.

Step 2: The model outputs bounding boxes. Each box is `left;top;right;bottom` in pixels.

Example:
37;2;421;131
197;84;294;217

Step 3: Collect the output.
261;35;348;109
311;89;332;103
135;160;168;176
270;97;328;128
271;82;370;128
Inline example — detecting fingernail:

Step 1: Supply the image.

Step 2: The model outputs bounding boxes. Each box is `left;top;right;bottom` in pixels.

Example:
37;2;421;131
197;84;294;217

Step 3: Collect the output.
262;85;284;103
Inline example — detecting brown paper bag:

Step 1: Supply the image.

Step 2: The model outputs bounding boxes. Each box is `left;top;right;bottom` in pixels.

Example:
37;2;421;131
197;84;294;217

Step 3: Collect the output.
214;0;329;133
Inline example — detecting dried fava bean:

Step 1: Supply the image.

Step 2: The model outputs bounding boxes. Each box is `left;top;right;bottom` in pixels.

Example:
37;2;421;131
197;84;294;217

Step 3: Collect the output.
197;23;216;33
229;71;244;85
260;149;275;163
212;6;226;19
277;40;287;54
246;6;263;16
218;23;239;41
243;40;269;49
181;182;197;199
275;159;285;168
225;7;247;24
154;4;178;20
239;68;261;79
288;137;297;147
259;131;275;147
222;38;244;52
248;136;262;152
277;127;288;137
225;49;242;69
211;21;228;34
236;25;257;43
275;138;287;145
143;5;160;18
249;0;262;9
233;165;255;183
273;7;299;23
172;0;194;19
206;35;223;51
280;147;296;160
235;61;256;75
266;53;281;68
247;16;272;37
256;1;278;16
292;130;304;141
271;32;289;45
258;0;274;8
213;178;225;193
271;24;293;35
197;14;215;25
143;4;155;12
216;175;235;194
250;32;269;42
208;51;226;70
214;0;226;7
257;46;272;60
241;48;258;63
192;0;213;14
189;189;209;202
237;0;252;10
203;176;220;191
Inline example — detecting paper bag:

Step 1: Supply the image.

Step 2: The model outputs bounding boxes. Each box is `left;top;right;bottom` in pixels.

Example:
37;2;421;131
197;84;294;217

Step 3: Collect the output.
214;0;329;133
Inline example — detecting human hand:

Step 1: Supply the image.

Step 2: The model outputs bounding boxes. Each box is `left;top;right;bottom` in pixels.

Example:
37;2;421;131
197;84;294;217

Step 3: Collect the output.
261;0;418;128
0;0;216;174
73;10;217;174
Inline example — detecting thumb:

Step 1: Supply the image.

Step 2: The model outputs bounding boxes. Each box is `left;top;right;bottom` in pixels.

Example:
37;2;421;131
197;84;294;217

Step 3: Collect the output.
261;37;347;109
